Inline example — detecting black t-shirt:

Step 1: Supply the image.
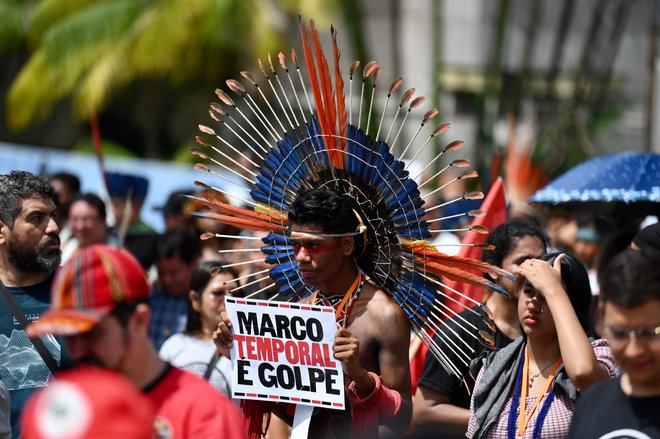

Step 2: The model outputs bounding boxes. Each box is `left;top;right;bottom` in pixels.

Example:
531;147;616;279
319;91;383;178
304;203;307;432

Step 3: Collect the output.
568;377;660;439
417;306;514;409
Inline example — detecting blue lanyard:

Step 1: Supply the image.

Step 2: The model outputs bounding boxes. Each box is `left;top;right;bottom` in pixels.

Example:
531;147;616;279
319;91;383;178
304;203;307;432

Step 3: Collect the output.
507;352;557;439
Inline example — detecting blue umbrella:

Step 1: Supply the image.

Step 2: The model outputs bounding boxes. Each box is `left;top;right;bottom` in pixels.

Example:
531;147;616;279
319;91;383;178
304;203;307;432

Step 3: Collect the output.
529;151;660;216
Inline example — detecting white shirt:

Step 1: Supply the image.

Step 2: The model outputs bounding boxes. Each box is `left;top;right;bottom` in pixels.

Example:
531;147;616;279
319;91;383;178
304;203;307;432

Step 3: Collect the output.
159;333;232;398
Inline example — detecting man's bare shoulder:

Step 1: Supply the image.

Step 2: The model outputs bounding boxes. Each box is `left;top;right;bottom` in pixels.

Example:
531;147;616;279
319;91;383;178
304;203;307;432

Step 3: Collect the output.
361;282;408;325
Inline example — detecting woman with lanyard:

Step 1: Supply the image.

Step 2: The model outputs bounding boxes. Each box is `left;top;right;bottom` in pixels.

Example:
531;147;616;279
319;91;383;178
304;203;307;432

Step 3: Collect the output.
466;252;620;438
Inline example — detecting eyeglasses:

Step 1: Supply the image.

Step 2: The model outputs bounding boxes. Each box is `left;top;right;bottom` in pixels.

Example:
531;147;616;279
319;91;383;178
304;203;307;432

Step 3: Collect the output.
603;325;660;344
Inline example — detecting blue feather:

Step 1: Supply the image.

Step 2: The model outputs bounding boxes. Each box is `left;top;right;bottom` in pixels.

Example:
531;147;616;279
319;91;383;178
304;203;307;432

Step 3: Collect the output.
250;189;287;210
262;233;291;246
392;208;426;224
391;196;425;215
255;182;287;205
265;252;296;265
260;244;293;254
269;261;297;277
396;222;431;240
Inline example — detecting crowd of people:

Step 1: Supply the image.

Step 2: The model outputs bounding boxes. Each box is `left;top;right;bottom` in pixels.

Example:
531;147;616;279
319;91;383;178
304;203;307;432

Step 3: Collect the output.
0;168;659;439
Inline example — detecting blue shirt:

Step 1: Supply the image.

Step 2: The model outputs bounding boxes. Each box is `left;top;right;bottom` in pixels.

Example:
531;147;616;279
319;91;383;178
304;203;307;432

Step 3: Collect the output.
148;286;188;350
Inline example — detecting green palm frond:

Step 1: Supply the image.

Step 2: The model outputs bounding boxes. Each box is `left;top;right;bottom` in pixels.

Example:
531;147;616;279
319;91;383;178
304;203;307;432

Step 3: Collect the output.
39;0;142;59
75;39;132;117
28;0;109;46
6;51;58;129
5;0;339;132
128;0;221;77
0;0;37;51
7;0;144;129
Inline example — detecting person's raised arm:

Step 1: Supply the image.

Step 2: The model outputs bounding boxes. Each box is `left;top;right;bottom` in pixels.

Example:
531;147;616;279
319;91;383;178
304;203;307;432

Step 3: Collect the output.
516;255;610;390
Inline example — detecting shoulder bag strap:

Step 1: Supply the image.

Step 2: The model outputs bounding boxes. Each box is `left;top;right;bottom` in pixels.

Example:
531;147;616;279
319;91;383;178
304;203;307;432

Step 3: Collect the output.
0;282;60;373
203;350;221;381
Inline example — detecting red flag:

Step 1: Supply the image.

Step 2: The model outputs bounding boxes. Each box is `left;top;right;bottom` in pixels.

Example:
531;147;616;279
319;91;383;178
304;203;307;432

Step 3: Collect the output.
410;177;508;394
442;176;508;311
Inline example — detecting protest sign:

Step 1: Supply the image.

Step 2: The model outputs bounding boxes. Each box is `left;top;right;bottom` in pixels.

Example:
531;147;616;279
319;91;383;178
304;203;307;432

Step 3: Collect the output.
225;297;345;410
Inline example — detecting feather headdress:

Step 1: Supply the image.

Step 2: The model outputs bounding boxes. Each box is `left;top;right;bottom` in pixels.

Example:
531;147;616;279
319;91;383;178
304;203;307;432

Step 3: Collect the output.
193;17;514;379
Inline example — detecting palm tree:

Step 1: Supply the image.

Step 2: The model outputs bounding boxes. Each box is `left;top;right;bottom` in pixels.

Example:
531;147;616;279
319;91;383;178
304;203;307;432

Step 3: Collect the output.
3;0;342;157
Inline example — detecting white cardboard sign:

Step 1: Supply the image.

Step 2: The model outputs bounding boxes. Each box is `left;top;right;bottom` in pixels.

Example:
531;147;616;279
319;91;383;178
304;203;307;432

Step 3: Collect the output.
225;297;345;410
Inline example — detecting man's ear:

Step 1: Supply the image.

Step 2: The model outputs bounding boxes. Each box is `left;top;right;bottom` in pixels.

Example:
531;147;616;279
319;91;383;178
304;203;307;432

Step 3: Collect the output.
0;221;8;246
129;303;152;334
342;236;354;256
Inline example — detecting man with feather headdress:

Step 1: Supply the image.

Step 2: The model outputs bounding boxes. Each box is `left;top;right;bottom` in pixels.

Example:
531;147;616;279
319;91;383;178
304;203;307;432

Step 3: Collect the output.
215;186;412;439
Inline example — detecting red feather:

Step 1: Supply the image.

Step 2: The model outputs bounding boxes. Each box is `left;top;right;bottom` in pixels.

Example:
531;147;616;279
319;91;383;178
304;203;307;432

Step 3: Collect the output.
332;26;348;165
298;18;326;141
310;20;343;168
195;211;285;232
310;21;336;131
416;260;502;293
188;195;286;224
404;242;513;280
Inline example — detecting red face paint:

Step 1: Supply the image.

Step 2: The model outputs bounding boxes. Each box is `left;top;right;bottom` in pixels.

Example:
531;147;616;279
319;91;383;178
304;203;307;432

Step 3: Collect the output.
292;241;343;256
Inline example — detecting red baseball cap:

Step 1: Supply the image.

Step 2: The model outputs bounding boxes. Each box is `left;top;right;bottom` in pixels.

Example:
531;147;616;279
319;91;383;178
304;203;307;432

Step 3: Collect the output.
26;244;149;337
21;366;155;439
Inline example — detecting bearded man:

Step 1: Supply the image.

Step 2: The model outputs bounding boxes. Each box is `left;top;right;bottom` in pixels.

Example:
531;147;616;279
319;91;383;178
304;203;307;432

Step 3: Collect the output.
0;170;64;438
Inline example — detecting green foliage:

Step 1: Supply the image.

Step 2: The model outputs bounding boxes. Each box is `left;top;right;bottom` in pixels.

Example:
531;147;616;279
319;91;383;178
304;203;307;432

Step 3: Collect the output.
3;0;318;131
588;101;625;135
28;0;109;45
72;137;137;157
0;1;35;51
171;141;197;163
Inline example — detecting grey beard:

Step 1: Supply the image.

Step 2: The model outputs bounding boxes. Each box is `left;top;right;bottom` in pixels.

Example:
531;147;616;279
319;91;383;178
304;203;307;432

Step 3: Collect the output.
8;237;61;274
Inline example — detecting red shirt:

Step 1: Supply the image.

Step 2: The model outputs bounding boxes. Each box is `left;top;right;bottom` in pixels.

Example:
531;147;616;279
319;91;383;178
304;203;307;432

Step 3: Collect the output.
146;365;246;439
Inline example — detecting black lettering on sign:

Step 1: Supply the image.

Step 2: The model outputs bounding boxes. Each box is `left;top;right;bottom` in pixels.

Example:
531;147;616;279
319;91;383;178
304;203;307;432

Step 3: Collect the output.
258;363;276;388
324;369;341;395
306;318;323;342
237;360;253;385
290;316;306;340
275;315;292;339
276;364;295;389
260;314;276;337
292;365;310;392
253;363;342;397
237;312;258;335
238;310;325;341
308;367;325;393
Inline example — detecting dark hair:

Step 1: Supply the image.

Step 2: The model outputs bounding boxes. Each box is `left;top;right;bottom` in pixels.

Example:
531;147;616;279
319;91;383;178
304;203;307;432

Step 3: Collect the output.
526;252;593;333
482;219;548;268
50;172;81;194
110;299;148;328
184;261;238;334
0;171;55;227
599;249;660;307
71;193;107;221
288;187;359;235
152;228;201;264
594;228;636;276
632;223;660;252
